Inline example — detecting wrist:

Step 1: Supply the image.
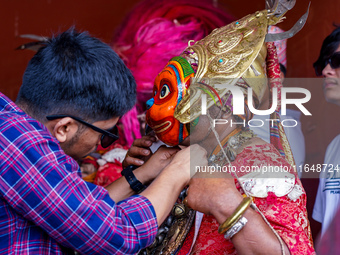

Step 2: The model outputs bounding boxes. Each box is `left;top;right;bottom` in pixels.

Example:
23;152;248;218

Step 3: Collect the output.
168;161;190;185
218;196;252;235
214;191;244;224
162;162;190;190
133;164;154;185
121;165;147;193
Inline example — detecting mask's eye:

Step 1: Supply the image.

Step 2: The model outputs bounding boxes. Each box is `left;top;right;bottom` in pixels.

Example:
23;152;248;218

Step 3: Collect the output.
154;90;157;96
159;84;170;99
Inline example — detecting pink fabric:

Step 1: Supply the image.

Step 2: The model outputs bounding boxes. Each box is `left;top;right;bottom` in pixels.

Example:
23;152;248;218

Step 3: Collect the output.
113;0;234;101
112;0;234;145
119;106;141;146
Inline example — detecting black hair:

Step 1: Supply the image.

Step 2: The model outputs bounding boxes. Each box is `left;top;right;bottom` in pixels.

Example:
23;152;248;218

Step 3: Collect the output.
16;28;136;123
314;26;340;67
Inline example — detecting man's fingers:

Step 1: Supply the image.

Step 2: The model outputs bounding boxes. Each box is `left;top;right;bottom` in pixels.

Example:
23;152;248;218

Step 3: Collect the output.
132;136;156;147
156;146;181;158
124;155;144;166
162;146;181;156
128;146;151;157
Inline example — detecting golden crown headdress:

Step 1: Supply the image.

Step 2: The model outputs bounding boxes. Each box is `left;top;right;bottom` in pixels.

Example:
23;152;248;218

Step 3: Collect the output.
174;0;309;124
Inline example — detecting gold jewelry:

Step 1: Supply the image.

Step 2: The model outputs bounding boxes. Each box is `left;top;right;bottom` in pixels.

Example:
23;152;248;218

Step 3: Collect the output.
183;197;189;208
208;127;255;166
185;187;189;196
139;189;194;255
210;127;241;156
218;197;252;234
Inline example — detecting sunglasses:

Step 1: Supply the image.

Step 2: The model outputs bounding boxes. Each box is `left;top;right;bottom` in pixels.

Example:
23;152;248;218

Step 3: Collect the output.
46;114;119;148
314;52;340;76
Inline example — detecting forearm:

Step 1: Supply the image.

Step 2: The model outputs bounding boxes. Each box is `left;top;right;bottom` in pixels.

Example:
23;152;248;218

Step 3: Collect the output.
8;174;158;253
105;165;151;202
214;199;290;255
140;162;187;225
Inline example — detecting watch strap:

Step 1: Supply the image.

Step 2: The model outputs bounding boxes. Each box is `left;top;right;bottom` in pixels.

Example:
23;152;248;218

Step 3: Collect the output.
121;165;146;193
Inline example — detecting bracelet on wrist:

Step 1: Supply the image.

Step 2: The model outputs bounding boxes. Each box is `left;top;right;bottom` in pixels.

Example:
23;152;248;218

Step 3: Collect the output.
224;216;248;239
218;196;252;234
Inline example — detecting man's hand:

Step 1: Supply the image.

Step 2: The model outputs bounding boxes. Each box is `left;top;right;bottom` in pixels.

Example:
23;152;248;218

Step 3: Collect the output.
105;144;179;201
186;171;243;219
122;136;156;169
140;144;208;224
185;171;291;255
163;144;208;186
137;146;180;184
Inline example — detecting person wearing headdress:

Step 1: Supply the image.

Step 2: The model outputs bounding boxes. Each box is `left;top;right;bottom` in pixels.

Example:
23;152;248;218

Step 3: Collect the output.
113;0;234;143
144;1;315;254
250;25;306;178
87;0;234;186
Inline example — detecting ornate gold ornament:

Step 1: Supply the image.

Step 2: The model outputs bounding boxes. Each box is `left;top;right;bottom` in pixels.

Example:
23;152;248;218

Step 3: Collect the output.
173;1;309;124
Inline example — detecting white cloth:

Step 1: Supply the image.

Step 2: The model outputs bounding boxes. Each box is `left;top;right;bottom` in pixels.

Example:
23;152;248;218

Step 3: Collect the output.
312;134;340;237
250;109;305;177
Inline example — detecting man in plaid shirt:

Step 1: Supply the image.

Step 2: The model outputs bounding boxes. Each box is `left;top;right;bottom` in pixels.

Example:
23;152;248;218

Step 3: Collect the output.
0;29;207;254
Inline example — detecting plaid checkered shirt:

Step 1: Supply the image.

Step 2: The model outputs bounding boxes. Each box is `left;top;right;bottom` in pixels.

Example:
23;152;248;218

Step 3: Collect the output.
0;93;158;254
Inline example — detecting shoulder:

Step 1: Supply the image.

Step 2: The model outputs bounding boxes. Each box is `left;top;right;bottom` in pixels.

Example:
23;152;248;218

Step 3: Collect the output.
0;112;53;145
328;134;340;147
0;111;78;171
325;134;340;160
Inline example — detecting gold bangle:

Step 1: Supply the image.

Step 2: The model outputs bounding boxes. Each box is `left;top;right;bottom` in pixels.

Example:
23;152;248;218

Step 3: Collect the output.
218;197;252;234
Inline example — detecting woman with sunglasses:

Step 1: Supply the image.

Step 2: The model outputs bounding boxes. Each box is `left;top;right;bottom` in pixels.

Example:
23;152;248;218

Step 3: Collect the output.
312;26;340;241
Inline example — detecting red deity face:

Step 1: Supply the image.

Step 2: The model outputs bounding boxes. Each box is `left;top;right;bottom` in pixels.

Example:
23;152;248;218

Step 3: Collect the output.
146;56;194;146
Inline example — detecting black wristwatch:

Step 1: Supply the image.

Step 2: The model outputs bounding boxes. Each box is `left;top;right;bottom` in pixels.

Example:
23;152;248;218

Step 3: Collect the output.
121;165;147;193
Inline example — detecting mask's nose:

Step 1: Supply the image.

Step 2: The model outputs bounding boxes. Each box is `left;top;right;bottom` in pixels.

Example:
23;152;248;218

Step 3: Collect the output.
146;97;154;110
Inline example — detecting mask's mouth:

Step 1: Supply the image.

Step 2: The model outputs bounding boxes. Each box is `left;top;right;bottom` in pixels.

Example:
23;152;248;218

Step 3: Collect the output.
153;121;172;133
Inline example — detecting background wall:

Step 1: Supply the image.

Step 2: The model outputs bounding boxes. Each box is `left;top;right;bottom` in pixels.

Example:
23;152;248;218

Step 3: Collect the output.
0;0;141;99
1;0;339;241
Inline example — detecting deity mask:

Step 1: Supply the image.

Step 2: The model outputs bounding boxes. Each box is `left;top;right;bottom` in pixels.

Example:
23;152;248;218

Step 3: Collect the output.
146;0;308;146
146;56;194;146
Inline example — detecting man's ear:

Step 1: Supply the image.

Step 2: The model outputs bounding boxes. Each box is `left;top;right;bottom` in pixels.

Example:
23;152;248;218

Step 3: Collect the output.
51;117;79;143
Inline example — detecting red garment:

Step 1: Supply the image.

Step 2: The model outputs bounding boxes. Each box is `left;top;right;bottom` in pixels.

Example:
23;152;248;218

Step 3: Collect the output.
94;160;124;187
185;144;315;254
91;126;129;187
266;41;286;158
177;217;196;255
266;41;282;110
191;214;236;255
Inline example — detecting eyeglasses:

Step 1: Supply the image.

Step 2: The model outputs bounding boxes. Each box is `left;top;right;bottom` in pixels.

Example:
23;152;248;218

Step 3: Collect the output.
314;52;340;76
46;114;119;148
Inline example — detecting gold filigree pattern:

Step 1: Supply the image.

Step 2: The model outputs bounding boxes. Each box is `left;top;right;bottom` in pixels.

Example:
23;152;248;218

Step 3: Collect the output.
175;9;280;123
207;32;243;55
209;49;253;74
278;118;296;167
